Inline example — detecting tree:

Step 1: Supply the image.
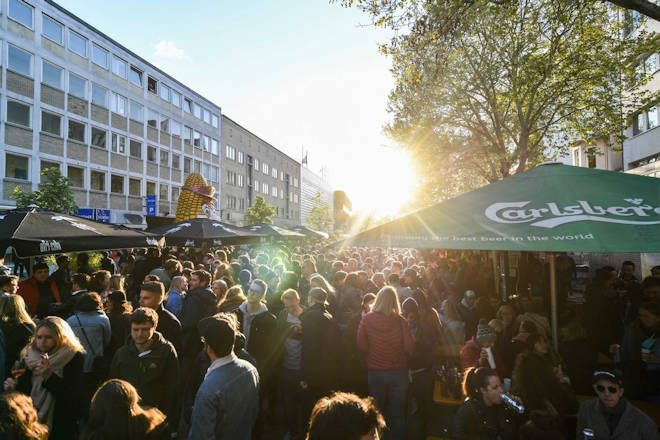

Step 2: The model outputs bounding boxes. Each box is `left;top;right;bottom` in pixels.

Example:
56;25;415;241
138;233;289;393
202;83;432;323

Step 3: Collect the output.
306;192;333;232
338;0;658;202
12;167;78;214
244;195;277;225
607;0;660;21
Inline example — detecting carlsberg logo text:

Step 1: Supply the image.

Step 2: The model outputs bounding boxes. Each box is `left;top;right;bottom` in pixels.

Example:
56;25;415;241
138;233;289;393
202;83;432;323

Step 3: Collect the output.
485;200;660;229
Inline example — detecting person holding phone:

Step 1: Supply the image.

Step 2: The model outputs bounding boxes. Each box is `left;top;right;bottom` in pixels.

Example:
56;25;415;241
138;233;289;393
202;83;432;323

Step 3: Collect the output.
3;316;84;440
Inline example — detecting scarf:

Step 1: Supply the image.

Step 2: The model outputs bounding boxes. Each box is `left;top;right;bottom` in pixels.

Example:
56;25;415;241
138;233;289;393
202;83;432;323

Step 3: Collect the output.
25;345;77;430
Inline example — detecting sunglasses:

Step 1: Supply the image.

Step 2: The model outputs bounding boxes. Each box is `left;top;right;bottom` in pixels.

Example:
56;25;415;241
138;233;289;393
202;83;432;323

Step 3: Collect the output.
595;384;619;394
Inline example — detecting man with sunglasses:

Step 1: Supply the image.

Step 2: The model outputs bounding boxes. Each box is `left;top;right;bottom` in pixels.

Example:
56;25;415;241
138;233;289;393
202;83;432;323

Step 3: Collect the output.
576;369;657;439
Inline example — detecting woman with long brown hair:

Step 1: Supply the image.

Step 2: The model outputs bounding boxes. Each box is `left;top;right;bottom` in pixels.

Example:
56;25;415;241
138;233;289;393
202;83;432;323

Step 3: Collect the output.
0;391;49;440
0;295;35;378
3;316;84;440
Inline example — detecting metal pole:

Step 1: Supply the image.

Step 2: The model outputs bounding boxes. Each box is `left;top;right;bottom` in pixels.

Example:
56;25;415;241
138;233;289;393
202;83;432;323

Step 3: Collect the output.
549;253;558;351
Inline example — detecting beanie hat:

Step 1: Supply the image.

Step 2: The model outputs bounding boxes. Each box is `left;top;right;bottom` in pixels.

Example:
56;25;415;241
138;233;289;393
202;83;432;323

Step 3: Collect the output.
475;319;497;344
402;297;418;316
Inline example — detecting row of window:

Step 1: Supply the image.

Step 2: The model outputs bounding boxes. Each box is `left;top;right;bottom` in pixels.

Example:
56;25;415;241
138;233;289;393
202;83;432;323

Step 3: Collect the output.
224;196;294;220
634;53;660;82
632;105;659;136
629;152;660;170
253;178;299;203
225;145;299;186
8;0;220;128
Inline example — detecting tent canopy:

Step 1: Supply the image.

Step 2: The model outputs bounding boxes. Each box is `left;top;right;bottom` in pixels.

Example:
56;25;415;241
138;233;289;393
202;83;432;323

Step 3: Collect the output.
147;218;264;247
340;163;660;253
0;207;163;257
291;225;329;240
245;223;306;239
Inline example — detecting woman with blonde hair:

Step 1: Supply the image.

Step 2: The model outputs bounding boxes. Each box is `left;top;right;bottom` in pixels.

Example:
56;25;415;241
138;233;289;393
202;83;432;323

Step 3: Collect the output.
357;286;413;440
108;274;125;293
218;285;247;313
0;295;36;378
3;316;84;440
164;276;187;319
310;274;338;316
82;379;168;440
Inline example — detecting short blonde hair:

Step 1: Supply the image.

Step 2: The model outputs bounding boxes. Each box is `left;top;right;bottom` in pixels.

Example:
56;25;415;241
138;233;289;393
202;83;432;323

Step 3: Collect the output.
371;286;401;316
280;288;300;302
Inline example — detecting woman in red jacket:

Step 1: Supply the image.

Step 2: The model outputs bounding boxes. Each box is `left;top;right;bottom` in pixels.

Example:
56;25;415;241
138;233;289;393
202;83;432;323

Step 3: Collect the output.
357;286;413;440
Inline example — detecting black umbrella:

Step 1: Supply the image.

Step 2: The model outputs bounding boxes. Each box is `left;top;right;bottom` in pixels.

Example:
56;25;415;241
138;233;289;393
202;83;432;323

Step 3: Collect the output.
290;225;329;240
245;223;307;239
0;207;163;257
147;217;264;247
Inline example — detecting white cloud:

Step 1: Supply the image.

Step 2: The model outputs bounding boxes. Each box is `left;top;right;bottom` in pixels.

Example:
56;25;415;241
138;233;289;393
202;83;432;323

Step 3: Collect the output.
153;40;186;59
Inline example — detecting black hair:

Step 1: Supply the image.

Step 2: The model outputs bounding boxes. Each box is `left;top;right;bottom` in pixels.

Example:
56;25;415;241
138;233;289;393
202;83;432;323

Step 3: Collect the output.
307;392;385;440
462;367;498;398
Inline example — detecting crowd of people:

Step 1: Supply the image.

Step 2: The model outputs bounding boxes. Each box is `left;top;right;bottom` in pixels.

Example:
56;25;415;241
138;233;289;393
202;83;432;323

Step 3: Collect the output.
0;244;658;440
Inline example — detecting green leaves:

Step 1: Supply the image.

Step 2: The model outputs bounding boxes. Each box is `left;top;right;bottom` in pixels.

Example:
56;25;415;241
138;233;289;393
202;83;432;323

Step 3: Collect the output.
306;192;333;232
12;167;78;214
244;196;277;225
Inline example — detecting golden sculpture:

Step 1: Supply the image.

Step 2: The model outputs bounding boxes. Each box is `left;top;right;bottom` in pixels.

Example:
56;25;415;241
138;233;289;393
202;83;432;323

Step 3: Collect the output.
175;173;218;221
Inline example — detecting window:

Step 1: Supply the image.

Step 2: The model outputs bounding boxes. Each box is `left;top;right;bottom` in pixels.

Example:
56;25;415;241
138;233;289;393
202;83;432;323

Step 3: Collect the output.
172;187;180;201
110;93;127;116
193;131;201;148
92;45;108;68
212;114;219;128
183;98;192;113
9;0;33;28
159;84;170;101
171;91;181;107
111;133;126;154
42;15;63;44
272;167;278;179
211;139;218;155
172;154;180;169
238;151;244;164
69;74;86;99
68;119;85;142
226;171;236;185
111;175;124;194
183;126;192;144
146;182;156;196
203;109;211;124
90;171;105;191
202;164;210;179
42;61;63;89
147;145;157;162
160;150;169;165
41;111;61;136
254;180;259;193
294;193;299;203
294;177;299;187
160;184;168;201
202;135;210;151
239;198;245;211
262;162;269;174
194;160;201;173
645;54;659;76
69;31;87;57
129;140;142;158
280;170;284;181
184;157;191;173
225;146;235;160
91;84;108;107
147;76;158;94
91;127;107;148
226;196;236;209
129;66;142;86
648;106;659;129
255;158;260;171
237;174;244;187
633;112;647;136
171;121;181;138
40;160;59;173
129;101;143;122
7;100;30;127
6;154;29;180
193;103;201;119
262;182;269;194
8;45;32;76
160;117;169;133
147;109;158;128
112;57;127;78
129;178;141;196
68;166;84;187
280;189;284;200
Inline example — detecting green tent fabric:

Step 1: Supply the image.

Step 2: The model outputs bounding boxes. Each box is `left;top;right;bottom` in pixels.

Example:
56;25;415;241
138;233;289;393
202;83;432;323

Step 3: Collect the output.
341;163;660;252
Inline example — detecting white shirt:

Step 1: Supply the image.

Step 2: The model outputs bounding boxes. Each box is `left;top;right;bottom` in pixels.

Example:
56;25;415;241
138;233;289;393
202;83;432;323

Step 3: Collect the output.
205;352;237;379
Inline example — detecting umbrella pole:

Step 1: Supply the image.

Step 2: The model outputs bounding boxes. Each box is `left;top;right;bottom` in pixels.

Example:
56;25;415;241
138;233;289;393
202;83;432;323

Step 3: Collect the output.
549;253;558;351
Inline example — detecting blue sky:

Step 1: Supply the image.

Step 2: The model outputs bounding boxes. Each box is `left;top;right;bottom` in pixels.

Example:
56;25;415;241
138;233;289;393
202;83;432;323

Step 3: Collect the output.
56;0;414;215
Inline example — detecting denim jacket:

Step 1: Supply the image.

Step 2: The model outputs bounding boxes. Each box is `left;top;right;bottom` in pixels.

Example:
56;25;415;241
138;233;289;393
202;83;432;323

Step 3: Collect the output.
67;311;111;373
188;357;259;440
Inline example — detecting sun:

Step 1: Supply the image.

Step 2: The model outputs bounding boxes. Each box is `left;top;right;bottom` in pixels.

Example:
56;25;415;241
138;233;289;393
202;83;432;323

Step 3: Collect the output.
348;148;416;220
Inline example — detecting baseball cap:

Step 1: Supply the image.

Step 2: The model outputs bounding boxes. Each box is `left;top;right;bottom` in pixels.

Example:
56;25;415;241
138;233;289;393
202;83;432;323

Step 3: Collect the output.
309;287;329;305
592;369;623;386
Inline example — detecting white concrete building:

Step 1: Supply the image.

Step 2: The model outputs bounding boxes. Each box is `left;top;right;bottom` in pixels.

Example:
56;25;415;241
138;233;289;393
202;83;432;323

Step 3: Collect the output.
300;165;333;228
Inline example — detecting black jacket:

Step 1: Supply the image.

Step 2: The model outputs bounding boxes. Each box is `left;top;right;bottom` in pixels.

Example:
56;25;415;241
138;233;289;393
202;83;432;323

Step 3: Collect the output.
0;321;35;376
179;286;217;359
453;396;520;440
156;304;182;355
18;351;84;440
109;331;179;422
300;303;339;386
237;305;278;382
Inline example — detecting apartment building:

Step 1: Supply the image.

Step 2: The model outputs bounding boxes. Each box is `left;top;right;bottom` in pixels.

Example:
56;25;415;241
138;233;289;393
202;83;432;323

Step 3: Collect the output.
301;165;333;228
569;139;623;171
0;0;222;224
221;115;300;228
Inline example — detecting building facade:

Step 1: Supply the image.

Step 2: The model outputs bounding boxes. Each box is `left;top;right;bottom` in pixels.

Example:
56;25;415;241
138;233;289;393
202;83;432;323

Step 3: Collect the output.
569;139;623;171
0;0;222;224
221;115;300;228
300;165;333;228
623;13;659;177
